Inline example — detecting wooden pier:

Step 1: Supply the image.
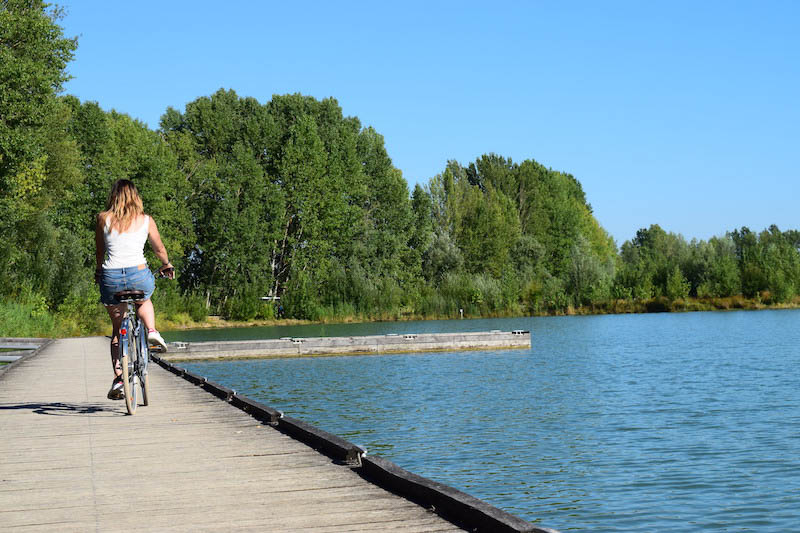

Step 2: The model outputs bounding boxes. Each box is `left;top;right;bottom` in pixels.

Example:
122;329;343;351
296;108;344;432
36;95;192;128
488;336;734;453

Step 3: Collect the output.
0;338;48;363
0;337;557;533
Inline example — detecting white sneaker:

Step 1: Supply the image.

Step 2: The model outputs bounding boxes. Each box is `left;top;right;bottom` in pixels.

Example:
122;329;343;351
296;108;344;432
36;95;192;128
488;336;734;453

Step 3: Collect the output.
149;330;167;352
107;376;124;400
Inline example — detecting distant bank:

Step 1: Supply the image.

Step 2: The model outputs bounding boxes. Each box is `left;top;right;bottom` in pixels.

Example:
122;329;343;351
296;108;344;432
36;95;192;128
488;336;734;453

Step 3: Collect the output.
156;295;800;333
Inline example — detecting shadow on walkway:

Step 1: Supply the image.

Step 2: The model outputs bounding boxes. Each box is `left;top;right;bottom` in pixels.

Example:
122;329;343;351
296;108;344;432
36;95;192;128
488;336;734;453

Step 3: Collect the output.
0;401;121;416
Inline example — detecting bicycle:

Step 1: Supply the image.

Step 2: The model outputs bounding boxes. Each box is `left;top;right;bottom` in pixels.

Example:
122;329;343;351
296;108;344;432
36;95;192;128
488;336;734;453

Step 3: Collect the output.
114;267;173;415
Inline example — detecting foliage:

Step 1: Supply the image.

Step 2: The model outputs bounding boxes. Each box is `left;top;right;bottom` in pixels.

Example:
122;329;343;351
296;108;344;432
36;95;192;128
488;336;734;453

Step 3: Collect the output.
3;5;800;337
614;224;800;305
665;265;690;301
0;0;77;187
731;225;800;302
424;154;616;309
162;91;417;319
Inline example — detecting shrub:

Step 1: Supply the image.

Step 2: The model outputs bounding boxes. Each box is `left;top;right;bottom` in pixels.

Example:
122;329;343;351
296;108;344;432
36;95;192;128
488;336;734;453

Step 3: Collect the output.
645;297;669;313
222;285;274;321
55;285;106;335
152;282;208;323
665;265;690;300
283;270;322;320
0;299;57;337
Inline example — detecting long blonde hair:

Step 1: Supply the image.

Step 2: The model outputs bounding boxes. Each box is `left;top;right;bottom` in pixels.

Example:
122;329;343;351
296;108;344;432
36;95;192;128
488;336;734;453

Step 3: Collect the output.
101;179;144;232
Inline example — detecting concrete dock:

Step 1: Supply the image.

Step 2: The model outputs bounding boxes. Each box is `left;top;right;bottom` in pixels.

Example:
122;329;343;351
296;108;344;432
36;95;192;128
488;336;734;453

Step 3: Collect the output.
164;330;531;361
0;337;556;533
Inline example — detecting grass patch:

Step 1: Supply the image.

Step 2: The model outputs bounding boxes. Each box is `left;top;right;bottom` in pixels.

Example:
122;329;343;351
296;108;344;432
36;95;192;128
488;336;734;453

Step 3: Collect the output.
3;291;800;339
0;300;60;338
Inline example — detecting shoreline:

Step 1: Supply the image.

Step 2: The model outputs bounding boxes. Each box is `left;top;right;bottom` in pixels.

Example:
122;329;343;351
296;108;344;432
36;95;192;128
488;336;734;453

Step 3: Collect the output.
5;296;799;339
157;296;800;332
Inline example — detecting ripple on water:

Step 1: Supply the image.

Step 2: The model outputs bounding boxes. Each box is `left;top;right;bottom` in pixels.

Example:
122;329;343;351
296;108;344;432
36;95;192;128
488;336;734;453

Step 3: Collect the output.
183;310;800;531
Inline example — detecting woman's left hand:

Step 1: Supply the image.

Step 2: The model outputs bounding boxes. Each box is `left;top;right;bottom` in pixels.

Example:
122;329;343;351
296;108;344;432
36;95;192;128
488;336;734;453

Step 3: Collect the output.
158;263;175;279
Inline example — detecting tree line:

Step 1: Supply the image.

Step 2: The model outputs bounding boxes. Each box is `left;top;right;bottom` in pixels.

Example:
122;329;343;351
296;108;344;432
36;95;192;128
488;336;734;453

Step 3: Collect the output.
2;2;799;335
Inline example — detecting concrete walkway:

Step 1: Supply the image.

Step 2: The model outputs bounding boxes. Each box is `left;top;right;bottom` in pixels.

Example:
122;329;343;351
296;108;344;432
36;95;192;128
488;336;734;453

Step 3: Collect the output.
0;337;464;532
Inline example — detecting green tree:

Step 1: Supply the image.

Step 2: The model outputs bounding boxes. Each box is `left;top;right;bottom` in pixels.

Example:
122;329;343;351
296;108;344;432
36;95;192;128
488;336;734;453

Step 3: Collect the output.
665;264;690;300
423;231;464;283
616;225;690;299
425;154;615;311
0;1;81;308
163;90;280;307
569;235;614;306
0;0;76;188
409;184;433;257
690;236;741;298
454;183;520;277
756;225;800;302
163;90;416;318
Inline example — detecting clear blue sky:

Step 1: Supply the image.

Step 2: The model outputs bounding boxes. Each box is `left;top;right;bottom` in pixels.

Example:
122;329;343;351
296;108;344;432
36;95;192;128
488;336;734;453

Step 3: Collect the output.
58;1;799;245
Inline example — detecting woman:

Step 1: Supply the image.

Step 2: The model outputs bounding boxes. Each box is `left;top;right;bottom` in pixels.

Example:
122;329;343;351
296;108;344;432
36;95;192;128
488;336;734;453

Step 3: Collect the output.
95;179;174;400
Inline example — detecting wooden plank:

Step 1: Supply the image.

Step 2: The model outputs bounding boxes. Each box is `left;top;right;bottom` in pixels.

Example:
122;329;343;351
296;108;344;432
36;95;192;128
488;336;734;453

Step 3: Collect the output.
0;337;465;532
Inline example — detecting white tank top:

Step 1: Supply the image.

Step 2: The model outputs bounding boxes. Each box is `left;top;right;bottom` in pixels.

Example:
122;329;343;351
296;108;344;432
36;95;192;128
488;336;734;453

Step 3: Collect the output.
102;215;149;269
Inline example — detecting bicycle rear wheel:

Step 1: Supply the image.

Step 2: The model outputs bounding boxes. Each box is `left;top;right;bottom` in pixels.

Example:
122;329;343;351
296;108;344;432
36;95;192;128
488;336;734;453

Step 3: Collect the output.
121;323;138;415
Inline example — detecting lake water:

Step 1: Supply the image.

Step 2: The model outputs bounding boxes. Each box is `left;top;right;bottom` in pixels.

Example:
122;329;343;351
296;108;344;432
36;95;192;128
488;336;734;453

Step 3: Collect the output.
170;310;800;531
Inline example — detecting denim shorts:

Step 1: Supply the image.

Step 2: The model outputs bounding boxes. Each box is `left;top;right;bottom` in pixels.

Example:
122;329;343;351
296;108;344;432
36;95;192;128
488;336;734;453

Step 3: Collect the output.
99;265;155;306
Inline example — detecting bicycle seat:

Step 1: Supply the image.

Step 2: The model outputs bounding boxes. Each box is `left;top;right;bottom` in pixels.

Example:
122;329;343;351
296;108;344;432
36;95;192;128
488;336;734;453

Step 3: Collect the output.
114;290;146;302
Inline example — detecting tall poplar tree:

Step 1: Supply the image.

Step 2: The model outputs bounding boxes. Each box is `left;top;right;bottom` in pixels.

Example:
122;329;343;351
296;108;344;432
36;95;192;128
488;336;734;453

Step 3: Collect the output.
0;0;78;301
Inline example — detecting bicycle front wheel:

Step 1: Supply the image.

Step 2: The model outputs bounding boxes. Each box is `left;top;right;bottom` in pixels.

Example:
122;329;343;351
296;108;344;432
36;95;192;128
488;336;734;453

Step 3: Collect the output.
141;373;150;406
121;323;138;415
139;329;150;406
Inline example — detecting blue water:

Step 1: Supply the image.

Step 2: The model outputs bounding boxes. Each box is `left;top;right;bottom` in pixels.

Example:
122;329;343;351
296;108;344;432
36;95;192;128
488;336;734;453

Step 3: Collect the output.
178;310;800;531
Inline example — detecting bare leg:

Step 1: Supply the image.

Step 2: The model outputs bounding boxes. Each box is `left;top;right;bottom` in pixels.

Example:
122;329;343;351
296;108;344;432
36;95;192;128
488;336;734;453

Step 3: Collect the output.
136;299;156;331
104;305;125;377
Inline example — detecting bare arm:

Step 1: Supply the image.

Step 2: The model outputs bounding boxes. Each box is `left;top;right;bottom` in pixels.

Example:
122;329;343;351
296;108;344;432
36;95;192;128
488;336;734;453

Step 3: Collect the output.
95;214;106;282
148;216;174;278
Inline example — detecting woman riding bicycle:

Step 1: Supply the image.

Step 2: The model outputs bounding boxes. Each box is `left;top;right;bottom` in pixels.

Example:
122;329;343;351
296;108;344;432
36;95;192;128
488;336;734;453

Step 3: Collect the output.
95;179;174;400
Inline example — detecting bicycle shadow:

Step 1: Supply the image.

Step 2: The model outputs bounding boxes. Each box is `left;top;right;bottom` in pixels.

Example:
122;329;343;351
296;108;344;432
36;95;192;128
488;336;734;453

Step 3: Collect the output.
0;402;122;416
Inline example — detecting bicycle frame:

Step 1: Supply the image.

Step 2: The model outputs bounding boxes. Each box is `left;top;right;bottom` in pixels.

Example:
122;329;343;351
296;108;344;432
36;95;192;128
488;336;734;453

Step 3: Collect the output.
118;297;149;415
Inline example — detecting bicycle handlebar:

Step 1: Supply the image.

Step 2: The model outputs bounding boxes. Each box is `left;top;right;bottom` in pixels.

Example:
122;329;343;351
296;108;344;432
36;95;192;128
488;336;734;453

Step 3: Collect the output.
156;266;175;280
